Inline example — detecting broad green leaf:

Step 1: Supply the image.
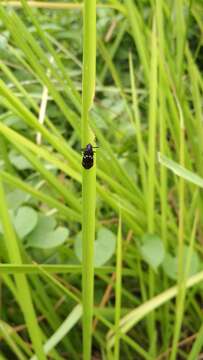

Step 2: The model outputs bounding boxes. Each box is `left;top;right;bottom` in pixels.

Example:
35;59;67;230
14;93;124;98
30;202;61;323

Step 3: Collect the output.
94;228;116;266
162;254;177;280
162;246;200;280
27;214;56;242
9;151;33;170
27;226;69;249
14;206;38;239
75;227;116;266
140;234;165;270
6;189;29;210
27;215;68;249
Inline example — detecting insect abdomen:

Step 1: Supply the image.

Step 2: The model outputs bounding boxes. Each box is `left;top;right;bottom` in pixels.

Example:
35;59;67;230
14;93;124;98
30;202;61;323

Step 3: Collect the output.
82;143;94;169
82;154;94;169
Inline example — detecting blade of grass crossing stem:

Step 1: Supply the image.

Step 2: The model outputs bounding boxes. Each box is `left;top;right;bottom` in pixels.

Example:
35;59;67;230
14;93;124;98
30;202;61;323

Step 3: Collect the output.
188;323;203;360
107;270;203;347
114;214;122;359
101;314;153;360
30;305;83;360
0;320;32;358
147;18;158;356
170;100;185;360
0;122;80;180
81;0;96;359
7;139;80;212
0;176;45;359
1;170;80;222
0;322;27;360
0;78;80;170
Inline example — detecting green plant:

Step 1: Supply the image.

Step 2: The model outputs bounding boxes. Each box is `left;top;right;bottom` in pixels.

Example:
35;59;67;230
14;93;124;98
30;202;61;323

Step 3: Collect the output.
0;0;202;359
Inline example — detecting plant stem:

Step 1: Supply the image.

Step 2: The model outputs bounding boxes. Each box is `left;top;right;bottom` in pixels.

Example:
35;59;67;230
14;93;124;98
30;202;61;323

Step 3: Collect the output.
170;99;185;360
81;0;96;359
147;17;158;356
114;214;122;359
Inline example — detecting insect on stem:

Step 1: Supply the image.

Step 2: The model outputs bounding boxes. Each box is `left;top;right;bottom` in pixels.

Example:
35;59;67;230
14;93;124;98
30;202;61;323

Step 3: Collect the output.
82;143;98;169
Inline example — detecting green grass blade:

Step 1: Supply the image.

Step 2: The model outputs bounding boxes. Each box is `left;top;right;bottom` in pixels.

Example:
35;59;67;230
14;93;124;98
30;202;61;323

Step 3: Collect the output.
158;153;203;188
0;177;46;359
30;305;82;360
107;269;203;347
147;18;158;355
1;170;80;222
114;214;122;359
124;0;149;81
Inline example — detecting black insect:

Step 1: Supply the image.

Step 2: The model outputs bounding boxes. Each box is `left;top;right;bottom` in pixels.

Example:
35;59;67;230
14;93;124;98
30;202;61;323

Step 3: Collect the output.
82;143;97;169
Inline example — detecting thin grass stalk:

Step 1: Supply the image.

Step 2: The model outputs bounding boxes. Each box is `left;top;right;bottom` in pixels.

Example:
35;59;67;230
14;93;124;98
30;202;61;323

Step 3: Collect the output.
124;0;149;82
147;18;158;356
100;20;127;84
0;136;14;174
81;0;96;358
129;52;147;194
0;177;46;359
159;71;170;349
114;214;122;359
169;212;198;359
156;0;170;349
170;100;185;360
0;264;115;275
175;0;186;90
187;51;203;176
102;314;153;360
36;61;50;145
19;0;81;110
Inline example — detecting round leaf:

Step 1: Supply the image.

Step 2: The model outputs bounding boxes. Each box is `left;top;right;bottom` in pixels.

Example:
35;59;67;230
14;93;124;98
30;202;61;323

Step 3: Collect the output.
27;226;69;249
74;227;116;266
162;246;200;280
94;228;116;266
14;206;38;239
140;234;165;270
27;214;56;242
6;189;29;210
9;151;32;170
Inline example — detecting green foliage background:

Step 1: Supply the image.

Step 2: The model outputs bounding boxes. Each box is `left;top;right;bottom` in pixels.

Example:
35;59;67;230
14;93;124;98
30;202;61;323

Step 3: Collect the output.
0;0;202;359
